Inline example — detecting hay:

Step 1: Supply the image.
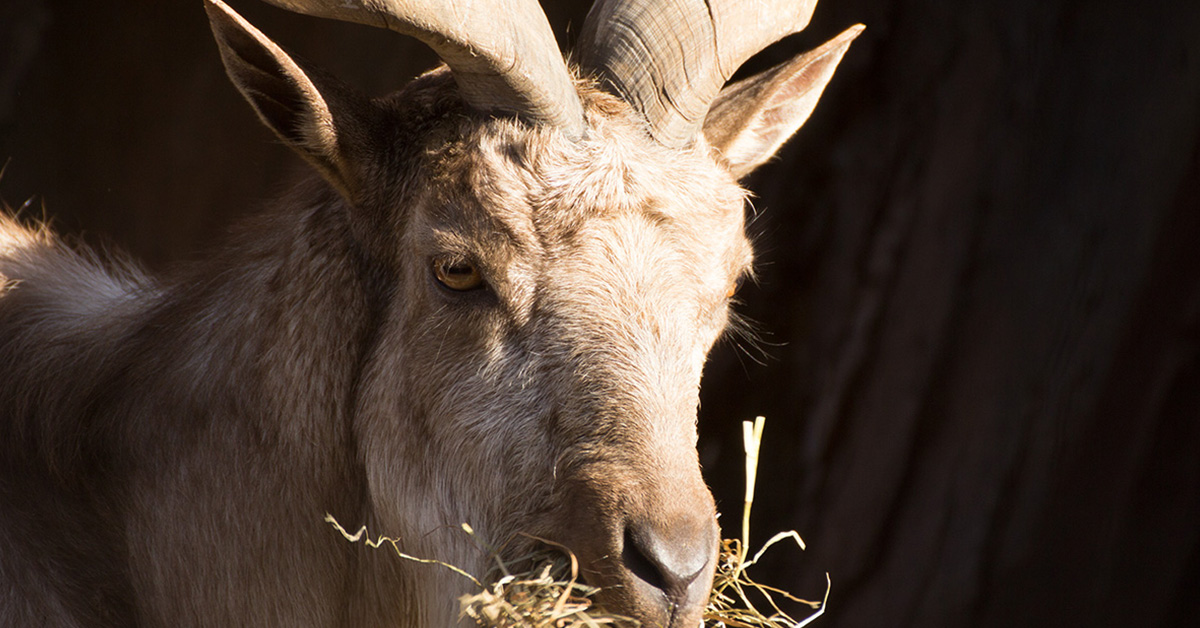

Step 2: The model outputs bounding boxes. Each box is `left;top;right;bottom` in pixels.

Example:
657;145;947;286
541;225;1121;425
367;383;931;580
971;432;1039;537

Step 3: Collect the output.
459;547;635;628
701;417;828;628
328;417;828;628
704;535;828;628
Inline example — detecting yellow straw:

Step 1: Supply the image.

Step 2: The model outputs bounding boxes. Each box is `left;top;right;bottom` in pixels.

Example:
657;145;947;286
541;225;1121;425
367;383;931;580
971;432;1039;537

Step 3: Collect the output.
738;416;766;580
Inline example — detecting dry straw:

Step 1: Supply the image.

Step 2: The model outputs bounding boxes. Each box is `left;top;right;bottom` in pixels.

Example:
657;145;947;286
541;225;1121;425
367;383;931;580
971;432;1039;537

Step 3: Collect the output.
703;416;829;628
327;416;829;627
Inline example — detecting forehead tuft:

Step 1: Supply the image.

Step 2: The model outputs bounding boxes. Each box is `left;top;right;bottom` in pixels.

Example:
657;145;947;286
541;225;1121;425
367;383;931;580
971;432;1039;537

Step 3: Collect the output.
415;77;748;247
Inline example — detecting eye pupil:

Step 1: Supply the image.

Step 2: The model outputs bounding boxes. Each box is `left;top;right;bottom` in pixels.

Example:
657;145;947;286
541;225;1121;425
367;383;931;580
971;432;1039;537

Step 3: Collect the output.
434;258;484;291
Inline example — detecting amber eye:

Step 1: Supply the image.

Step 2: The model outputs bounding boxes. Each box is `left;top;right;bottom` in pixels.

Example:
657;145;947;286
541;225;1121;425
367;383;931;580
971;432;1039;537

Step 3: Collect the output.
727;275;745;299
434;258;484;291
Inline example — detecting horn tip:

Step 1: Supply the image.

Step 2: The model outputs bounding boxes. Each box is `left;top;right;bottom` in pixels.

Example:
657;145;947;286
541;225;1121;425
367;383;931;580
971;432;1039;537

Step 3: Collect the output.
202;0;231;17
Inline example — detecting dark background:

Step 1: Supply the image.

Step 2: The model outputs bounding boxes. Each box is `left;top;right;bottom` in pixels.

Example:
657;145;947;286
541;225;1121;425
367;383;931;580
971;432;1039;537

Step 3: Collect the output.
3;1;1198;626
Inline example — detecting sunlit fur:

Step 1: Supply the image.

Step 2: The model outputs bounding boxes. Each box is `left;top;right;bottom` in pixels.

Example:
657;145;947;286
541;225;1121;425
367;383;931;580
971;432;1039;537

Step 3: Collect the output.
0;70;755;627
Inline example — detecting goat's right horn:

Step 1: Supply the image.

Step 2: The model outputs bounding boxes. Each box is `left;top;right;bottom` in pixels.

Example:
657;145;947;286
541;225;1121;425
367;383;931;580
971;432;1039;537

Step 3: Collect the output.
578;0;852;149
260;0;585;139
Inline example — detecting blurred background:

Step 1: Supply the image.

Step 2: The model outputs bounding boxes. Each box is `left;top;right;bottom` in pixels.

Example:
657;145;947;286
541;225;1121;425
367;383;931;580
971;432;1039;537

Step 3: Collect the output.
2;0;1197;626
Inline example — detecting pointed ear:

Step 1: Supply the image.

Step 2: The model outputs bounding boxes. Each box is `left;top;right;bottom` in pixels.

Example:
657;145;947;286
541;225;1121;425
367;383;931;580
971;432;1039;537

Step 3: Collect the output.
204;0;371;198
703;25;863;180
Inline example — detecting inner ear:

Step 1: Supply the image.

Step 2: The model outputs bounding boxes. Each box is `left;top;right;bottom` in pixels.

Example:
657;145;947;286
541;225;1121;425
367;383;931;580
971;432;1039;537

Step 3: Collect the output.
224;27;324;149
205;0;370;199
703;25;863;180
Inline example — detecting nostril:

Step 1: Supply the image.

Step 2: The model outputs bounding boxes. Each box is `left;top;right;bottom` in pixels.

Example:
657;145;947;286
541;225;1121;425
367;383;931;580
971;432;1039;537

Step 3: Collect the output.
622;526;669;594
621;521;713;601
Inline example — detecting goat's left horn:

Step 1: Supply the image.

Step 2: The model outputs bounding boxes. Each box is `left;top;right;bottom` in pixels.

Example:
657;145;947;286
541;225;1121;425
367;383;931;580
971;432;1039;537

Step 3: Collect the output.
260;0;585;139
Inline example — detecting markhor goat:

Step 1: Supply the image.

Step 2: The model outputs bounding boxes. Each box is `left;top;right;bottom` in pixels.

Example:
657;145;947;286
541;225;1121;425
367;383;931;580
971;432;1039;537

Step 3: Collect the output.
0;0;859;625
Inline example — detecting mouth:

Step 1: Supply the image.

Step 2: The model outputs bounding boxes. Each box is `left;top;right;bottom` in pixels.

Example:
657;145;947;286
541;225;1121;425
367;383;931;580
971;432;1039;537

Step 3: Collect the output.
458;531;714;628
460;539;642;627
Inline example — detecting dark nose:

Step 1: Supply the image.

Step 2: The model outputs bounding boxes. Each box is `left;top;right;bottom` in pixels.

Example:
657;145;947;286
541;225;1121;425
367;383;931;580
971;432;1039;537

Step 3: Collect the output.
622;516;718;621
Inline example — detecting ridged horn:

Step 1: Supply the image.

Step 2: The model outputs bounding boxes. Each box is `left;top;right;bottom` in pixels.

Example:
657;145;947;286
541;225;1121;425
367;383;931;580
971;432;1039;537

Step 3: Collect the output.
578;0;825;148
261;0;585;139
